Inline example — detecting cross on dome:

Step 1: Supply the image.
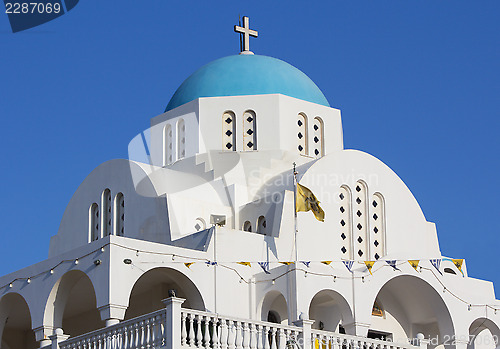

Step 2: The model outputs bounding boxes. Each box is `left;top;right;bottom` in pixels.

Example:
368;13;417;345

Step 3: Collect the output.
234;16;258;54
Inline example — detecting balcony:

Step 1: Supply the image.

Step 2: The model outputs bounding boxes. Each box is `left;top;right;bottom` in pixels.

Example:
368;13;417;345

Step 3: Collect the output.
45;297;423;349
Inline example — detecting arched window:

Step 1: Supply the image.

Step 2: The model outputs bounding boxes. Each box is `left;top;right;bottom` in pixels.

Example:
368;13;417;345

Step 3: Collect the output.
89;203;99;242
354;181;368;260
243;110;257;151
257;215;267;235
371;193;386;260
177;119;186;160
114;192;124;236
101;189;111;237
243;221;252;232
194;217;206;232
297;113;308;156
339;186;352;259
313;117;324;157
163;124;173;165
222;111;236;151
444;268;457;275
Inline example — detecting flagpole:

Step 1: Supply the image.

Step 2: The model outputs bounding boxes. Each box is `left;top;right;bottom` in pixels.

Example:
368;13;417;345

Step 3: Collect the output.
293;162;298;263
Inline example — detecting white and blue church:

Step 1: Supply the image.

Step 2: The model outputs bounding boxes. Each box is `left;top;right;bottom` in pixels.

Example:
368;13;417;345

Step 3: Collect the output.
1;17;499;349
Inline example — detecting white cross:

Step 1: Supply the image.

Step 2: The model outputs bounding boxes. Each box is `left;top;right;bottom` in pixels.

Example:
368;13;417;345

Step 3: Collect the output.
234;16;258;53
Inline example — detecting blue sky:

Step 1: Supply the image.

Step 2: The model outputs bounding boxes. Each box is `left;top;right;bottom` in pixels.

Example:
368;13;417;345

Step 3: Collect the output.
0;1;499;295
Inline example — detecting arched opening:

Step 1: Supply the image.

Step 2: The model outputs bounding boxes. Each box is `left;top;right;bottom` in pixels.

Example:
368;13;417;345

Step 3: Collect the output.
177;119;186;160
164;123;173;165
354;180;368;260
339;185;353;259
313;117;324;157
194;217;206;232
468;318;500;349
243;110;257;151
308;289;354;332
125;267;204;320
297;113;308;156
370;275;454;348
101;189;112;237
222;111;236;151
114;192;124;236
259;291;288;325
44;270;103;337
88;203;99;242
257;215;267;235
370;192;386;260
243;220;252;232
0;293;36;349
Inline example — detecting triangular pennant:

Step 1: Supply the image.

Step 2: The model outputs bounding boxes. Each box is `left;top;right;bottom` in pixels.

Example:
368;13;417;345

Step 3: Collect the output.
364;261;375;275
430;259;442;275
452;259;464;276
408;260;420;271
301;261;311;268
321;261;332;265
343;260;354;273
386;260;400;271
279;262;294;266
258;262;271;274
237;262;251;267
184;262;195;269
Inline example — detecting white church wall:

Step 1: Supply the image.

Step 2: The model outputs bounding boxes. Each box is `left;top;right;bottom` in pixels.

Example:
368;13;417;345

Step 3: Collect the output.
277;94;343;157
296;149;441;262
150;99;200;167
49;159;174;258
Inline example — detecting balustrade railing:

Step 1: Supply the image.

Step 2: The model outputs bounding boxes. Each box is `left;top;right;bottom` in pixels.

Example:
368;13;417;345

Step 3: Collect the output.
59;309;166;349
51;298;420;349
311;329;415;349
180;308;301;349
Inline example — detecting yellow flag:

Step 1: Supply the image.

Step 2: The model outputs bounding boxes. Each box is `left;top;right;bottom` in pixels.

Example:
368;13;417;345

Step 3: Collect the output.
408;260;420;271
237;262;251;267
279;262;294;265
184;262;195;269
321;261;332;265
296;183;325;222
364;261;375;275
452;259;464;275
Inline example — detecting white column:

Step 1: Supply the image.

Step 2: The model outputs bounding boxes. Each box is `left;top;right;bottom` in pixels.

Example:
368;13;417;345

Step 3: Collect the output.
34;326;54;348
293;319;314;349
98;304;128;327
162;296;186;349
49;328;70;349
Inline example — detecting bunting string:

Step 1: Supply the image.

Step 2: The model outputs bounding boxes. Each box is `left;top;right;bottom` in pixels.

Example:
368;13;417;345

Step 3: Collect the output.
0;240;496;314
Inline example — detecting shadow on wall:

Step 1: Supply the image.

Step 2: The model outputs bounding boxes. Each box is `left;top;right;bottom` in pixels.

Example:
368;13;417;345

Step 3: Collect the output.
125;267;205;320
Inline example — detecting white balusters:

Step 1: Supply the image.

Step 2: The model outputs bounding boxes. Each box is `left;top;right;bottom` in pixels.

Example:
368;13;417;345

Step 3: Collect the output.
278;328;286;349
235;321;244;349
263;326;271;349
213;317;221;349
242;322;250;349
270;327;278;349
220;319;229;349
249;323;257;349
256;324;263;349
203;315;211;349
196;315;203;348
181;312;187;346
188;314;196;347
228;320;236;349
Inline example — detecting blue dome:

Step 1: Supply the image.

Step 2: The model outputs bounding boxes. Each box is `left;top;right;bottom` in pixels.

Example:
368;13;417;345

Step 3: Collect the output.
165;54;330;112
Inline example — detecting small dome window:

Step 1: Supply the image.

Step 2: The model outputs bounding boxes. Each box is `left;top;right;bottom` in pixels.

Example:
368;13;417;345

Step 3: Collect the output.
243;221;252;232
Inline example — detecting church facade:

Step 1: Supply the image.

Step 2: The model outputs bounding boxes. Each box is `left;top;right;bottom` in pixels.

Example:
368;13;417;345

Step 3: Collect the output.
1;18;499;349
